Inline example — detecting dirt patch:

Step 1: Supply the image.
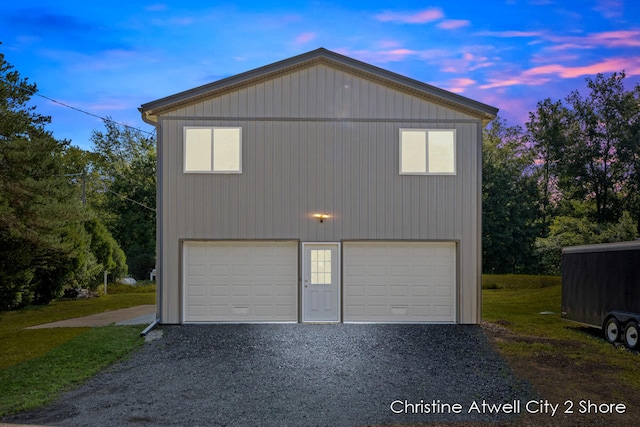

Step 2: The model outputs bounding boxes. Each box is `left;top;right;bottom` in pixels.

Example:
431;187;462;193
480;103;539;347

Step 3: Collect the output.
480;322;638;426
375;322;639;427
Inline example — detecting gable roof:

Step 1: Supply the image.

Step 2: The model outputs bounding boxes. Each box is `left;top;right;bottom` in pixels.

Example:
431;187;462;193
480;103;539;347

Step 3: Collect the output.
140;48;498;124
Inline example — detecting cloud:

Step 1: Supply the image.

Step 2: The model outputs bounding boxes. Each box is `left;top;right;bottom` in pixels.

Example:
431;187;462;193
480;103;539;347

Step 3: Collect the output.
524;57;640;78
369;49;419;62
150;16;197;26
480;57;640;89
480;76;551;90
549;30;640;50
378;40;403;48
446;78;476;93
437;20;470;30
145;4;168;12
339;47;460;64
374;8;444;24
594;0;623;19
475;30;543;38
294;32;316;45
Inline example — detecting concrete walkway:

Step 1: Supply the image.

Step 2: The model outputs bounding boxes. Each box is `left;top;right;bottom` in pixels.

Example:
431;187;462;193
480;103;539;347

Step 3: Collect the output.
25;305;156;329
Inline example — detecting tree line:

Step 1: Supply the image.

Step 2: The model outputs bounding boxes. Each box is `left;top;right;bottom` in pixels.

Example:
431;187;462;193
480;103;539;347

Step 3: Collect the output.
0;50;155;309
483;71;640;274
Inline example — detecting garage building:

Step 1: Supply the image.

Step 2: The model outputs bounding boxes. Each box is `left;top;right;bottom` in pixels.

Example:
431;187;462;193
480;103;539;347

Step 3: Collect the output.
140;48;498;324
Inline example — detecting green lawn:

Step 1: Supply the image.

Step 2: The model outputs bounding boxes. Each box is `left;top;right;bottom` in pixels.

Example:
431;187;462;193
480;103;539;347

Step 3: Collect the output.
482;277;640;394
0;286;155;416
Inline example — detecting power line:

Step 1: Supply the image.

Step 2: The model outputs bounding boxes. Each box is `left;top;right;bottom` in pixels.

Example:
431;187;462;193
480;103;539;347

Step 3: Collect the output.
103;187;156;212
0;77;156;137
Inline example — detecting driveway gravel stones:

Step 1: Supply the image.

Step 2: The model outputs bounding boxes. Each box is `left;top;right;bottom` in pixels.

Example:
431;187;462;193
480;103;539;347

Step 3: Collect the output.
3;324;535;426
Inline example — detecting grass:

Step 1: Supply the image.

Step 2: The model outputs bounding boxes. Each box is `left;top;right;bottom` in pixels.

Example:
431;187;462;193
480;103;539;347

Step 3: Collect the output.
0;289;155;369
482;273;561;290
0;286;155;416
481;276;640;400
0;325;144;416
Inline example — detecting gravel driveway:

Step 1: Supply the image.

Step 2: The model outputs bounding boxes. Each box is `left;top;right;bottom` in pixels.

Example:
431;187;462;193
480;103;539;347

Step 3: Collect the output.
4;324;534;426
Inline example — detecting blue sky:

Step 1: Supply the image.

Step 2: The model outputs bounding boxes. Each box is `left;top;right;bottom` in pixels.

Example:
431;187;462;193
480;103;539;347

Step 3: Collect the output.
1;0;639;149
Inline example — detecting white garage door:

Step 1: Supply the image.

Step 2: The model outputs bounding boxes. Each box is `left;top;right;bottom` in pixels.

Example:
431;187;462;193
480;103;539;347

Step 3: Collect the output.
183;241;298;322
343;242;456;323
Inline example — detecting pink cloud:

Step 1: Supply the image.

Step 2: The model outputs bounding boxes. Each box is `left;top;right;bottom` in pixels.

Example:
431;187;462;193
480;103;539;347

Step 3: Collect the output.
437;20;470;30
480;57;640;90
480;76;551;89
378;40;403;48
294;32;316;45
548;31;640;51
475;30;543;38
589;30;640;47
375;8;444;24
373;49;418;62
446;78;476;93
524;57;640;78
340;47;448;64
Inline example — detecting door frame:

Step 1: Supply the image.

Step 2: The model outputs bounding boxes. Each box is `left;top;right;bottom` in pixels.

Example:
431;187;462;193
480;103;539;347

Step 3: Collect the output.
301;242;341;323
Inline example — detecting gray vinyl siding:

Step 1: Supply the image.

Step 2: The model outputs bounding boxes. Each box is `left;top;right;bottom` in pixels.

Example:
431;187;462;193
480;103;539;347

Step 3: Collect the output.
155;63;484;324
163;65;475;122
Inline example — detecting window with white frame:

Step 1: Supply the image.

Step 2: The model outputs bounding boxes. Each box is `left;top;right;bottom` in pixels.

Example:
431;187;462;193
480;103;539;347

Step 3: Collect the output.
399;129;456;175
184;127;242;173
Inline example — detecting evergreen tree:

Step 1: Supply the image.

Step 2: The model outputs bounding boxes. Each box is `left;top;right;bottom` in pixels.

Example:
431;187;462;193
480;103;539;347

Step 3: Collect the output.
0;50;86;307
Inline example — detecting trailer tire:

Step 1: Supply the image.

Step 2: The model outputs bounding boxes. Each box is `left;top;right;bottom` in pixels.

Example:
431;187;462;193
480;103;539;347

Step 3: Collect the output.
604;317;621;344
624;321;639;350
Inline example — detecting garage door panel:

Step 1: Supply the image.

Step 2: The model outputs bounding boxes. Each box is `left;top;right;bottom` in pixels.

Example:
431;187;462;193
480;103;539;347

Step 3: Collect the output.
184;241;297;322
188;286;206;297
209;285;228;296
343;242;456;323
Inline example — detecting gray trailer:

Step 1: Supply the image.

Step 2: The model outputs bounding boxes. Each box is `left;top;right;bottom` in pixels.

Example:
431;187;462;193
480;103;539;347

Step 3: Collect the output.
561;241;640;350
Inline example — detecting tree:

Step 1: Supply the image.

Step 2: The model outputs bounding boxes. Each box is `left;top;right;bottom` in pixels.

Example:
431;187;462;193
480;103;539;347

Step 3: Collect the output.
526;98;570;227
482;118;542;274
561;72;639;224
91;120;156;279
0;50;89;308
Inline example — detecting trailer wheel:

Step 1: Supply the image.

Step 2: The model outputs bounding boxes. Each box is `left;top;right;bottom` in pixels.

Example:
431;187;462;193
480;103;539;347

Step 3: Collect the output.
604;317;621;343
624;321;639;350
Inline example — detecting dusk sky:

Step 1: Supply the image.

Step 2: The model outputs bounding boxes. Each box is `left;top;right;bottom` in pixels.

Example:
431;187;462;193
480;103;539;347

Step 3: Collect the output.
1;0;639;149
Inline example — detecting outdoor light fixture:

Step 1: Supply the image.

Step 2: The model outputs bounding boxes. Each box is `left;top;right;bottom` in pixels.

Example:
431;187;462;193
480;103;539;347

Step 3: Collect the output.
313;213;330;223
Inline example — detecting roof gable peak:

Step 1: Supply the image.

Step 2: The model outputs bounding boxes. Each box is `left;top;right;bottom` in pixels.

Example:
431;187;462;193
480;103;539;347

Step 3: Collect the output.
140;48;498;124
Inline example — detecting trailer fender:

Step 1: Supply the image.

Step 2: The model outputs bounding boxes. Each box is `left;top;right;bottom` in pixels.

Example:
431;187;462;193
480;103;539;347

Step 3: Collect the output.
606;311;640;326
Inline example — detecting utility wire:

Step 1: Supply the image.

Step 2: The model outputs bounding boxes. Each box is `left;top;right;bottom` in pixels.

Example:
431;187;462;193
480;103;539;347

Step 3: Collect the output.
103;187;156;212
0;77;156;137
3;77;158;212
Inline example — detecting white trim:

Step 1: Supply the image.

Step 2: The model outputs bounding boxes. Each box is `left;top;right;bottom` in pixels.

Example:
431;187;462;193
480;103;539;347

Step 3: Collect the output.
183;126;242;174
399;128;457;175
301;242;341;323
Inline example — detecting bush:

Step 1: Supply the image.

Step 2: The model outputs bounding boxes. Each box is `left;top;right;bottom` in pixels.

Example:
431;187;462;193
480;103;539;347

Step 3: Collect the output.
535;211;637;274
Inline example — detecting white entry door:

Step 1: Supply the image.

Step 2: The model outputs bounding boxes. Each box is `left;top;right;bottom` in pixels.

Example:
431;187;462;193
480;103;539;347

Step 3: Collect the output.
302;243;340;322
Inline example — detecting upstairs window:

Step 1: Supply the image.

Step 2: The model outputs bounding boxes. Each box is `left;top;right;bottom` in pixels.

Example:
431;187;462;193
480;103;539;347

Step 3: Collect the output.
184;127;242;173
399;129;456;175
